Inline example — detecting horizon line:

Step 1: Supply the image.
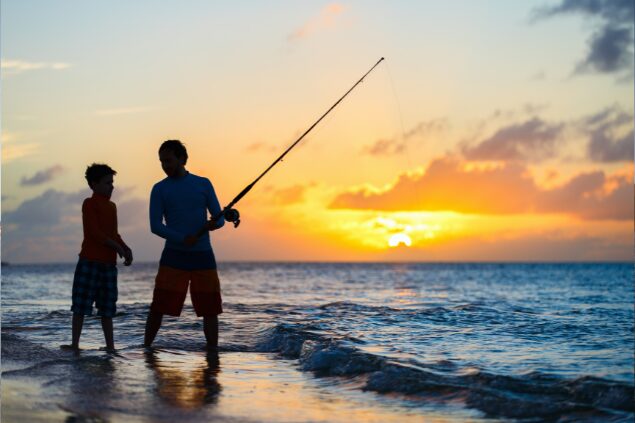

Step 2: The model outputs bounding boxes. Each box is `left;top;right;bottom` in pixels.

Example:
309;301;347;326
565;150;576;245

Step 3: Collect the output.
2;260;633;266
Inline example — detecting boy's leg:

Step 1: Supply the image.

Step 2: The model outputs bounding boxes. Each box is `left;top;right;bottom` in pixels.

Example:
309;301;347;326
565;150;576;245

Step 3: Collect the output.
95;263;118;350
71;313;84;348
101;317;114;350
67;259;97;350
203;315;218;350
144;310;163;347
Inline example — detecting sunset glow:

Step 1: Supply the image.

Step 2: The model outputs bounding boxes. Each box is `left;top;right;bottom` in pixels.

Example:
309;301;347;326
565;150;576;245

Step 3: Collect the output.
388;233;412;248
2;1;632;263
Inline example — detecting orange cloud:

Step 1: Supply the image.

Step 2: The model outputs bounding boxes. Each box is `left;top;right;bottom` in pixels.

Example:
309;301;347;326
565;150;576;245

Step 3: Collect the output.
270;184;310;205
330;156;633;220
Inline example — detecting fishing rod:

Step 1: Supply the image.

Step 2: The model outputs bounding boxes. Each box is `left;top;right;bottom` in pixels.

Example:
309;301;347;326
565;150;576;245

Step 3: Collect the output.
198;57;385;236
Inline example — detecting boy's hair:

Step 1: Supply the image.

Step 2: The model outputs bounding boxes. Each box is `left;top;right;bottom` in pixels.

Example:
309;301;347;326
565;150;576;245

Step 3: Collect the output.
159;139;188;164
85;163;117;188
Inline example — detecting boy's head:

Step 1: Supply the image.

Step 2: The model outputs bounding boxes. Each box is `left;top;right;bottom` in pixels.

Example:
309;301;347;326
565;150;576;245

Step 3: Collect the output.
158;139;188;178
85;163;117;198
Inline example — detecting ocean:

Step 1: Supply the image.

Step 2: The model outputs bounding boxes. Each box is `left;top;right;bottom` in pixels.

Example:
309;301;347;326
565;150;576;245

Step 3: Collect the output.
2;262;633;422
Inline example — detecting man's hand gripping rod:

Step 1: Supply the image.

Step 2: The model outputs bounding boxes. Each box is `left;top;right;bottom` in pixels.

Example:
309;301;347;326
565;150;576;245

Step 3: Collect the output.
196;57;385;237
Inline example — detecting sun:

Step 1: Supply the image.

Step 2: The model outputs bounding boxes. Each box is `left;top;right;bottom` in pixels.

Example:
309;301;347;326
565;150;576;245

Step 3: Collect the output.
388;233;412;248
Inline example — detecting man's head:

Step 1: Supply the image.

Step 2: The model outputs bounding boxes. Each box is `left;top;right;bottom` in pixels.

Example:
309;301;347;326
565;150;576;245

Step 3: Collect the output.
85;163;117;198
158;140;188;178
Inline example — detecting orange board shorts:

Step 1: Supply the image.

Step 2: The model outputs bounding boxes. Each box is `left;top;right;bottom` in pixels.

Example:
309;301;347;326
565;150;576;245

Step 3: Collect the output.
150;265;223;317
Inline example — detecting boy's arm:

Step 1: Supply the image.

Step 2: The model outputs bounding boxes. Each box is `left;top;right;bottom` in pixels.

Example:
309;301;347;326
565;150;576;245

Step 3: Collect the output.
105;238;126;258
149;184;188;243
114;207;132;265
117;235;133;265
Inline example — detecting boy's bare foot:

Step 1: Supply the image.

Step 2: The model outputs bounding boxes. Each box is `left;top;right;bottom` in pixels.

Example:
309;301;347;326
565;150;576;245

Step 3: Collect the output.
61;344;80;351
99;346;116;353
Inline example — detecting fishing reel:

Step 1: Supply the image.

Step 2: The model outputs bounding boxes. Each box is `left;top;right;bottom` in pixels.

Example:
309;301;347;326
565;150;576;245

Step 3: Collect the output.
224;208;241;228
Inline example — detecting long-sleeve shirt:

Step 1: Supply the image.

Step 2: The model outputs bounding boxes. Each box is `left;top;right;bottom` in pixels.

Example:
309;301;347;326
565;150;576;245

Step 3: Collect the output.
149;172;225;252
79;193;127;264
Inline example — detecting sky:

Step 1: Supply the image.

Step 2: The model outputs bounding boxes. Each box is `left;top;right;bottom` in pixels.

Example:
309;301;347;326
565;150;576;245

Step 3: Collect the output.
2;0;633;263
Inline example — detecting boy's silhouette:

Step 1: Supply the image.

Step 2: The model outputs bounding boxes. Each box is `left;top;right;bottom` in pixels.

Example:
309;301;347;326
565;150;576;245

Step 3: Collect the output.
63;163;132;352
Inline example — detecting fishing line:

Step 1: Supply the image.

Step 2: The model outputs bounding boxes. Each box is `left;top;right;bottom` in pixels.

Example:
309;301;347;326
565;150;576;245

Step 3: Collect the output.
383;61;408;157
382;60;421;238
196;57;386;237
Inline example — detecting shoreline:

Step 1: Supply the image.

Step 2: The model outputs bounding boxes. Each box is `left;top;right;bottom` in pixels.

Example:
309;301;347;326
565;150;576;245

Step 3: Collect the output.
1;332;477;423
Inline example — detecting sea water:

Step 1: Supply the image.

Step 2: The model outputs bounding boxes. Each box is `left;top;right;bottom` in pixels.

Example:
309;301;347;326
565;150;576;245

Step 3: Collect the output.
2;262;633;421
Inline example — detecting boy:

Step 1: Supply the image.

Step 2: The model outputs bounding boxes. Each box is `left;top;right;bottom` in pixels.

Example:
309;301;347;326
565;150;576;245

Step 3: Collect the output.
63;163;133;352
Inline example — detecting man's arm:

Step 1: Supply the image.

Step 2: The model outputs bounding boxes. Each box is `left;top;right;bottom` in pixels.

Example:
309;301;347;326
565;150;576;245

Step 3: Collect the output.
206;179;225;230
189;179;226;242
149;184;187;243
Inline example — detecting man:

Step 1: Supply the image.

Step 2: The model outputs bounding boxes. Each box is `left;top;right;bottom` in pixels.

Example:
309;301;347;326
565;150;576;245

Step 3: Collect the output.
144;139;226;350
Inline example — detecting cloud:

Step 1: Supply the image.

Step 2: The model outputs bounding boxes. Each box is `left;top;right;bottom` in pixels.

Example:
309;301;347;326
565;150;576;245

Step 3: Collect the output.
271;184;310;205
530;71;546;81
244;141;279;153
2;131;39;162
330;156;633;220
403;118;449;139
20;165;65;186
589;127;634;162
1;59;72;76
532;0;634;75
581;106;634;162
288;3;347;41
3;189;87;231
115;197;147;229
362;118;448;157
463;117;564;162
363;138;405;156
2;188;157;263
94;106;154;116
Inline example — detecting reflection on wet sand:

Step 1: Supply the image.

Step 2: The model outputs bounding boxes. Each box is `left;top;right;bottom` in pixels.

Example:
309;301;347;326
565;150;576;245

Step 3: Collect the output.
144;349;222;410
64;354;118;422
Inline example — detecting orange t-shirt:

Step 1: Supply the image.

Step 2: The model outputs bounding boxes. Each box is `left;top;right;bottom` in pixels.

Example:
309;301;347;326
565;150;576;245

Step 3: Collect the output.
79;193;127;264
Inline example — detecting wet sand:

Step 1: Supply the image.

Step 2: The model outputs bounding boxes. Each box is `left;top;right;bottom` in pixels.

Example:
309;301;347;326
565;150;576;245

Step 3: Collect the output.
2;339;483;423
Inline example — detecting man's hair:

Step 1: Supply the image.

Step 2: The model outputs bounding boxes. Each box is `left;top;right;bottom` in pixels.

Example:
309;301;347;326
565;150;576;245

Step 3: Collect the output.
85;163;117;188
159;139;188;164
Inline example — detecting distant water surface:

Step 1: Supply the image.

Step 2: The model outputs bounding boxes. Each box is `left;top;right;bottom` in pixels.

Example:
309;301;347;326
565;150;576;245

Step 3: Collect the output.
2;262;633;421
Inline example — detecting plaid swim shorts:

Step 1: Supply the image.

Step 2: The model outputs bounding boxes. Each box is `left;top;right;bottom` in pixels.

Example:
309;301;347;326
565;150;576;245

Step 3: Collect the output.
71;258;118;317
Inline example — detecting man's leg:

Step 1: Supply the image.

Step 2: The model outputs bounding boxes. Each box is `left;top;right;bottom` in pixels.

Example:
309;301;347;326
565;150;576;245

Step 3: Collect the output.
203;315;218;350
101;317;115;350
191;267;222;351
144;310;163;347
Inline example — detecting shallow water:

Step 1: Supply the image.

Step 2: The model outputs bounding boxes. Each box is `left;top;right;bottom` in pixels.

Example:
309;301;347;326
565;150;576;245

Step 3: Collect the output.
2;262;634;421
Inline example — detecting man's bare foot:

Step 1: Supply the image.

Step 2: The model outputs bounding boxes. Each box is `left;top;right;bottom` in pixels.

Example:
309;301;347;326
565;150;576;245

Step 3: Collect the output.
99;346;116;353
